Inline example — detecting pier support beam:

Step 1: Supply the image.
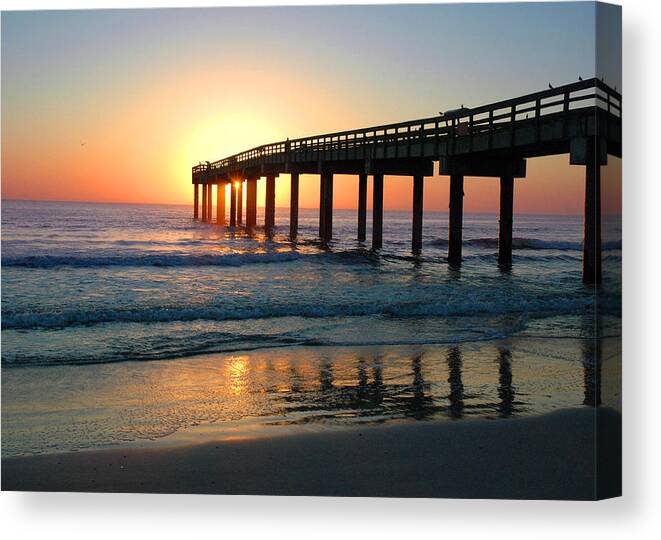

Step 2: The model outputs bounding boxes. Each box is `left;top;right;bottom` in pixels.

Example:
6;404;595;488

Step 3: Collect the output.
319;174;326;238
358;173;367;242
321;171;333;242
207;184;213;222
498;176;514;269
246;178;258;228
193;184;199;220
583;154;602;284
201;183;208;222
290;173;299;239
229;181;237;227
372;174;384;250
237;180;243;225
216;183;225;225
571;136;605;284
412;175;424;254
448;175;464;267
265;175;276;234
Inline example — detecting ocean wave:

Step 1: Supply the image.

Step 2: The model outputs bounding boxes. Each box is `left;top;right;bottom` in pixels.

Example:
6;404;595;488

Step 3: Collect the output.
1;308;621;368
1;332;507;368
1;292;613;331
428;237;621;251
2;238;622;270
1;251;304;269
1;333;316;367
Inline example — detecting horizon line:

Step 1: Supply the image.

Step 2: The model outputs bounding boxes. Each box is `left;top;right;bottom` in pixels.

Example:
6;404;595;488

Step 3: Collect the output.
0;198;619;218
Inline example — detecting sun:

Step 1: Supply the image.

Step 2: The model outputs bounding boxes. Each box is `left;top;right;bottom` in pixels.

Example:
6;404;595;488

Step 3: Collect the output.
170;113;286;203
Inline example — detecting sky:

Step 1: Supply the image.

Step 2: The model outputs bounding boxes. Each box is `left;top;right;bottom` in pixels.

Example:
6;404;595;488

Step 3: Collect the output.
1;2;621;213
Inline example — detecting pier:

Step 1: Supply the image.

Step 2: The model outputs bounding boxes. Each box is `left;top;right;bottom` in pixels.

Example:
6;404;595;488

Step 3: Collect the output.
192;78;621;284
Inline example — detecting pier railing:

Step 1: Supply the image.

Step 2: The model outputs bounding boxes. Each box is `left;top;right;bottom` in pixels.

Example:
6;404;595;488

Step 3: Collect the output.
192;78;621;176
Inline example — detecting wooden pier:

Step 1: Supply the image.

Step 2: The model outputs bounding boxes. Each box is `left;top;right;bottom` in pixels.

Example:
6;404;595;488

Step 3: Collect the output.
192;78;621;284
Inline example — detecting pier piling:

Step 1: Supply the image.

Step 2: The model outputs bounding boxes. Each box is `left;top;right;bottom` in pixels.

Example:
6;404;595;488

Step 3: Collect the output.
498;176;514;269
201;182;208;222
583;147;602;284
412;175;424;254
193;184;199;220
216;182;225;225
237;180;243;225
321;171;333;242
358;173;367;242
246;178;257;228
265;175;276;233
372;174;384;250
319;174;326;239
230;181;237;227
448;174;464;267
290;173;299;239
207;184;213;222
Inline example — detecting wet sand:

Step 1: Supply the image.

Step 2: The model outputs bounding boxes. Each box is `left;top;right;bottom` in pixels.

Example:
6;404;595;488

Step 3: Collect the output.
2;406;621;500
3;338;619;457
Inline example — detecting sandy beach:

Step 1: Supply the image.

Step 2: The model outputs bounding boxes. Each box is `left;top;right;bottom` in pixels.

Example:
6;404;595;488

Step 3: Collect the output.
2;406;621;500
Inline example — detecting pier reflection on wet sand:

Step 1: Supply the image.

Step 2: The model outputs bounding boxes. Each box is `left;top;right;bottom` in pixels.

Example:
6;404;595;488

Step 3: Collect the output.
1;336;614;457
261;339;604;427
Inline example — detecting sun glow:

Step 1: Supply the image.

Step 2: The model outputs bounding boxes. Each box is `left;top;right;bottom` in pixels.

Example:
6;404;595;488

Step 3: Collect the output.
171;112;285;202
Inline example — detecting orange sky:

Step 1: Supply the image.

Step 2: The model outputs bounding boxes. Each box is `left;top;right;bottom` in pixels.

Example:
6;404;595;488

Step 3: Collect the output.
1;6;621;214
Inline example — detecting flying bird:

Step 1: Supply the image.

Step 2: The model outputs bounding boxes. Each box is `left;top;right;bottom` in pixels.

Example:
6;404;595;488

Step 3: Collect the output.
80;142;86;147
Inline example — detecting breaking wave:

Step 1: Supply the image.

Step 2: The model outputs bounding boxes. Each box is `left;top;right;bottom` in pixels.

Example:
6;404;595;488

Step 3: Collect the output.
2;292;606;331
428;237;621;251
1;251;305;269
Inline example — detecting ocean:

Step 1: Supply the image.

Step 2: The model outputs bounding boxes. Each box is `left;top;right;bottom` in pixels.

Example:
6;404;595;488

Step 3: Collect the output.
1;199;621;456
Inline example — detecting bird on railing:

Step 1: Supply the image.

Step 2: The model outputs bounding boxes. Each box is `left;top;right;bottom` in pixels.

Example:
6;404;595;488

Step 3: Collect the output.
548;83;554;89
579;76;583;81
